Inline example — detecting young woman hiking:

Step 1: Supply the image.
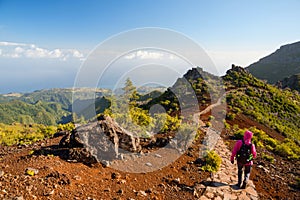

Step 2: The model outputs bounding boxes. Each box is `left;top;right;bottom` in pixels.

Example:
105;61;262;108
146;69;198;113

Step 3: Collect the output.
231;130;257;189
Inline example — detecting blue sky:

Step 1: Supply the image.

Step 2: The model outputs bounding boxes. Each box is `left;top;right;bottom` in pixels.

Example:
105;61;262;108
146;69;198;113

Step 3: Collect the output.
0;0;300;93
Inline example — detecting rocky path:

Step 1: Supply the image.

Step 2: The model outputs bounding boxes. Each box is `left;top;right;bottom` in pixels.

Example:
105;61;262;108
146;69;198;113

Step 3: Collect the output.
195;136;259;200
193;92;259;199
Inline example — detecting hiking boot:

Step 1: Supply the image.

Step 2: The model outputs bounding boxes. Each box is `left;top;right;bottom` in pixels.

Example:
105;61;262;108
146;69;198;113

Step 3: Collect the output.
234;183;241;189
241;181;247;189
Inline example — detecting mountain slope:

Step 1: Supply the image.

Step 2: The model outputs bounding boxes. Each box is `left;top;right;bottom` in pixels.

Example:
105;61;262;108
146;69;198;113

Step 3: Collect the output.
247;41;300;84
0;100;69;125
277;73;300;92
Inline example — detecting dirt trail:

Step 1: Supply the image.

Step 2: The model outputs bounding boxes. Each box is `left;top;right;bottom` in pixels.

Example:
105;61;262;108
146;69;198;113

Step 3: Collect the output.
194;137;259;200
193;92;259;199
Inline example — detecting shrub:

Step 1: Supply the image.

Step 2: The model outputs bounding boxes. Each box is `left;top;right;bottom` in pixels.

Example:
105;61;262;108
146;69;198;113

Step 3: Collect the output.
224;121;230;130
233;129;245;140
261;153;274;163
153;113;181;133
265;145;274;151
177;123;196;149
275;143;293;157
264;137;278;148
226;113;236;120
201;150;222;173
208;115;215;121
57;123;75;132
205;122;212;127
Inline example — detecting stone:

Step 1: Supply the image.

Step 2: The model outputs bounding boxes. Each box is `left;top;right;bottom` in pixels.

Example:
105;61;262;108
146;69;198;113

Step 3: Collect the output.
245;186;258;197
13;196;24;200
217;189;224;196
117;180;126;184
111;172;121;180
173;178;180;184
206;192;215;198
138;191;147;196
250;195;258;200
206;186;217;193
155;154;162;158
238;193;250;200
145;162;152;167
44;190;55;196
199;196;210;200
102;160;110;167
224;193;238;200
145;188;152;193
116;189;123;194
73;175;81;181
214;196;222;200
0;171;4;177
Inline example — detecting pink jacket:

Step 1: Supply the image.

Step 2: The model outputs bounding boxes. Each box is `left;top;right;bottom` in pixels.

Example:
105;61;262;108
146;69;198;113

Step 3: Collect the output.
231;130;257;166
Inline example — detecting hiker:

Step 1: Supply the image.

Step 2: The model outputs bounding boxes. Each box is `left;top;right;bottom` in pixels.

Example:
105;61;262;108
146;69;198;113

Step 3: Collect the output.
230;130;257;189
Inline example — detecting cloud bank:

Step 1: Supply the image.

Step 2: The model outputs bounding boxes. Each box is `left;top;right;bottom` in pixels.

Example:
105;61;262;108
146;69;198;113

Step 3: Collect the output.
124;50;178;60
0;41;85;61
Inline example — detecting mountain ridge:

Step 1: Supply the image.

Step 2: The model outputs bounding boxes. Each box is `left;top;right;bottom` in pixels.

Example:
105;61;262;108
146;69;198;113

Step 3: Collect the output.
247;41;300;84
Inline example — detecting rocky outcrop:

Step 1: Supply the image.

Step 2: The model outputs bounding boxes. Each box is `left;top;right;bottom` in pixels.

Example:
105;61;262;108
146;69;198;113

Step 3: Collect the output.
276;73;300;92
59;115;142;163
247;41;300;84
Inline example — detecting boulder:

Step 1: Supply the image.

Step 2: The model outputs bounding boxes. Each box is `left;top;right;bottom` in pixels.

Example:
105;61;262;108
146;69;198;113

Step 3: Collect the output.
59;115;142;163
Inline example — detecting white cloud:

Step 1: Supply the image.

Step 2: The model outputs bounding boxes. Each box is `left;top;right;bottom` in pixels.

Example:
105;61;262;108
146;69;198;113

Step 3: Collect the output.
0;41;27;46
125;50;164;60
15;47;24;53
0;41;85;61
72;49;84;58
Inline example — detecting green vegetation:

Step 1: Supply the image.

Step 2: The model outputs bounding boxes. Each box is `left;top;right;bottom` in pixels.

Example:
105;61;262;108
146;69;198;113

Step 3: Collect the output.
25;169;35;176
233;127;299;160
103;79;182;137
0;88;111;125
0;122;74;146
225;67;300;145
261;153;275;163
201;150;222;172
0;100;70;125
280;73;300;92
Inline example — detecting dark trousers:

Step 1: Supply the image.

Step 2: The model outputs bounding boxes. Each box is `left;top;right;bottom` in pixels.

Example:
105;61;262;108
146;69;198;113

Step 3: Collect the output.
237;163;252;185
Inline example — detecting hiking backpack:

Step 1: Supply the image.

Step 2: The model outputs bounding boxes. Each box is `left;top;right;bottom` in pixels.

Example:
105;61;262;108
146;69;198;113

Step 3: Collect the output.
236;139;253;164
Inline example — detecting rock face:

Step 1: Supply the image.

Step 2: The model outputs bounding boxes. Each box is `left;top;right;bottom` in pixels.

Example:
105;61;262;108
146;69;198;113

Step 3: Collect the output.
247;41;300;84
276;73;300;92
59;115;142;163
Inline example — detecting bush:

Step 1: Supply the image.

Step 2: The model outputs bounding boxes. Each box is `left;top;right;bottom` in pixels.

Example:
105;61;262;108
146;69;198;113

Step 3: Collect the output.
177;123;196;149
57;123;75;132
275;143;293;157
205;122;212;127
261;153;274;163
226;113;236;120
201;150;222;173
233;129;245;140
153;113;181;133
208;115;215;121
264;137;278;148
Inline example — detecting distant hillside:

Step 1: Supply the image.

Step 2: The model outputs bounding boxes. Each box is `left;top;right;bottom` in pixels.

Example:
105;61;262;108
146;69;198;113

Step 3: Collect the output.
0;88;110;125
0;100;69;125
0;87;165;125
247;41;300;84
276;73;300;92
